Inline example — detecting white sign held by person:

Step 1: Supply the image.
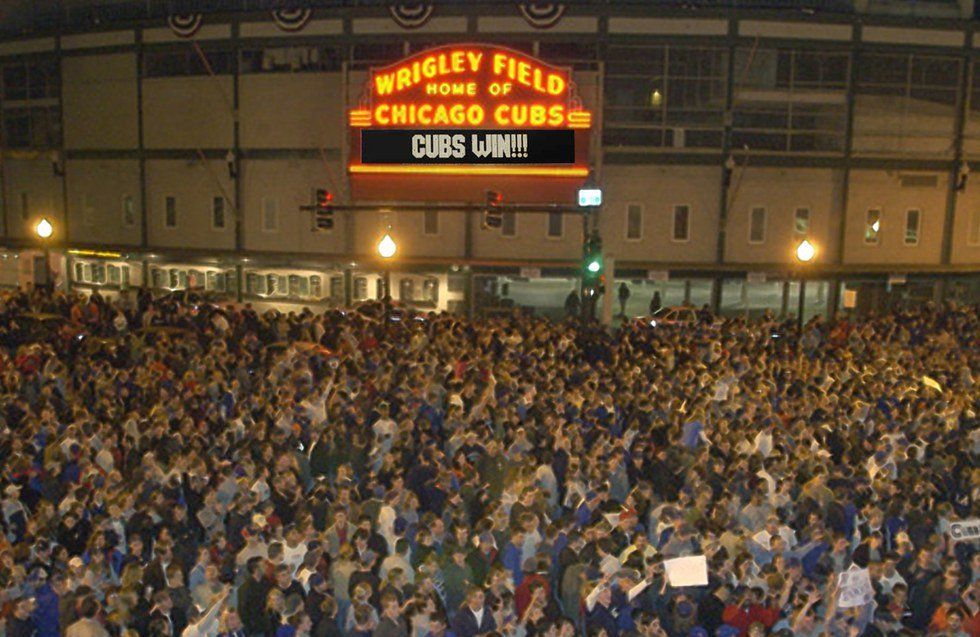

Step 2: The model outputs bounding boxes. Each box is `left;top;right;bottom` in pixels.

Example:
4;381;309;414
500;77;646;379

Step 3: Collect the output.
837;565;874;608
948;519;980;543
663;555;708;587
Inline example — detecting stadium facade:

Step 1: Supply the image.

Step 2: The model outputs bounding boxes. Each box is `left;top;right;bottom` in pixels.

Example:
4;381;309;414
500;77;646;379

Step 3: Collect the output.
0;0;979;317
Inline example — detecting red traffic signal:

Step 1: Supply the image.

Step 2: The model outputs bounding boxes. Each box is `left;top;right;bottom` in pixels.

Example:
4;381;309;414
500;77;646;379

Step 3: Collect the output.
482;190;504;230
316;189;333;210
314;189;334;231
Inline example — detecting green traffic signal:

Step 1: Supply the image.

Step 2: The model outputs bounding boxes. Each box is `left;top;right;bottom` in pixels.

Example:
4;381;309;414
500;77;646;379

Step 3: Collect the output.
586;259;601;273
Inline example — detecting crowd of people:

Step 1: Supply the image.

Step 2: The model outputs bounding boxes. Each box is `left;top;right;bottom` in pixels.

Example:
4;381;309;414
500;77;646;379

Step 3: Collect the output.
0;286;976;637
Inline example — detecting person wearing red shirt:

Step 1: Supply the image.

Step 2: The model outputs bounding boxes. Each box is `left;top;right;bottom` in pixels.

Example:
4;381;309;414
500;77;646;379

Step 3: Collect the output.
514;558;550;619
721;588;780;637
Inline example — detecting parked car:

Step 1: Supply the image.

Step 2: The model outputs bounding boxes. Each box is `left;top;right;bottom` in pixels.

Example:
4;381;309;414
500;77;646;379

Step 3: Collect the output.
636;306;700;328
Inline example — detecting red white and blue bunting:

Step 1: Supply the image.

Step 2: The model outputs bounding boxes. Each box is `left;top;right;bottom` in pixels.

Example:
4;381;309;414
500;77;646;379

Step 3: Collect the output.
167;13;203;38
271;8;313;32
389;3;435;29
517;3;566;29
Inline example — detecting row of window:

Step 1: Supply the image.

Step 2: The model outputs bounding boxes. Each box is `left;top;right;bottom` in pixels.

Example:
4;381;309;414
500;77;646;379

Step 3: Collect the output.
162;196;228;230
863;208;924;246
2;106;60;148
624;204;694;242
73;262;131;286
244;272;323;298
1;60;59;101
24;190;980;248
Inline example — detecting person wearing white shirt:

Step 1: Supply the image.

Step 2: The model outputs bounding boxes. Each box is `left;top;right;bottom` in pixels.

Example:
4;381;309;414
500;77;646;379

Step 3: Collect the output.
379;540;414;585
181;588;229;637
877;558;907;595
753;427;773;458
372;403;397;454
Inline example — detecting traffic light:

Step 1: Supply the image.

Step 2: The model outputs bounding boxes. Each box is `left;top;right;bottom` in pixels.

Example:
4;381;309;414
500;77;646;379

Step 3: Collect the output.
583;231;603;282
482;190;503;229
314;189;334;230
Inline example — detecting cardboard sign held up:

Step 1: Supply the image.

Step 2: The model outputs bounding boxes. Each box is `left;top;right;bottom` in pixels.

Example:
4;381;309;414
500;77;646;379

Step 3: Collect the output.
663;555;708;588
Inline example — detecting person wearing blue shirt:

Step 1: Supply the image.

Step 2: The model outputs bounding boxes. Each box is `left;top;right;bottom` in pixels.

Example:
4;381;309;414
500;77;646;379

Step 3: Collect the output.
32;572;63;637
500;530;525;587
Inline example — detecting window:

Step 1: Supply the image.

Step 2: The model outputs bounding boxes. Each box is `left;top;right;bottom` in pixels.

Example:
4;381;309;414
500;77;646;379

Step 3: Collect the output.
731;48;849;153
151;268;166;288
547;212;563;238
604;45;729;149
20;192;28;220
267;274;285;296
2;60;59;100
206;271;226;292
187;269;204;289
399;278;415;302
4;110;31;148
501;211;517;237
169;269;187;289
246;273;266;295
353;276;368;300
672;205;691;242
794;207;810;235
904;209;920;245
422;277;439;303
1;60;61;149
73;262;84;283
626;204;643;240
107;265;121;285
329;276;344;299
865;209;881;244
310;276;322;298
969;209;980;246
164;196;177;228
260;198;279;232
122;196;136;227
423;210;439;236
857;53;959;158
212;197;226;230
749;207;767;243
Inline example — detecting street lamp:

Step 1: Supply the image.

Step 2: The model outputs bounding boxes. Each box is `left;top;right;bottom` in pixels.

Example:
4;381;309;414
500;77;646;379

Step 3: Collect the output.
35;218;53;239
35;218;54;289
377;232;396;259
377;230;396;324
794;239;816;350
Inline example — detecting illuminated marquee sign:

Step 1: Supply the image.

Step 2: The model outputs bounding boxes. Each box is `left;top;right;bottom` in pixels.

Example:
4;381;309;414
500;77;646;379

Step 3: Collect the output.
348;45;591;178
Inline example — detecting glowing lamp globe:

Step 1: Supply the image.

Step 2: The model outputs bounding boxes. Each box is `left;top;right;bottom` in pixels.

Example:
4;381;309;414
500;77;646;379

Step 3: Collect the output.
796;239;816;263
377;233;397;259
35;218;53;239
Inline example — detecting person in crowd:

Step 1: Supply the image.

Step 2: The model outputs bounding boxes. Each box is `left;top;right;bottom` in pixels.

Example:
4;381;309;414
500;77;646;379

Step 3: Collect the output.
0;286;975;637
